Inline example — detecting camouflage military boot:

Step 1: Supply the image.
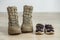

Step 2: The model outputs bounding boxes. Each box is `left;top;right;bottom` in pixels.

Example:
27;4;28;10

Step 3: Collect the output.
7;6;21;35
21;5;33;33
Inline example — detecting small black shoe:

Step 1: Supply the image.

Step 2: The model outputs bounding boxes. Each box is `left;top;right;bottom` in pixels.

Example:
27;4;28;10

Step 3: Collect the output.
35;24;44;35
45;24;54;35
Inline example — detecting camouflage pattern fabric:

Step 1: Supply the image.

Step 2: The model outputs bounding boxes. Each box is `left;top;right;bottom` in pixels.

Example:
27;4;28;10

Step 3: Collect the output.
7;6;21;35
21;5;33;33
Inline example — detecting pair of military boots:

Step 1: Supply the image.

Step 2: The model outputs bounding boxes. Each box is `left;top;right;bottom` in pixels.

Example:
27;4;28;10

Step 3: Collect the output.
36;24;54;35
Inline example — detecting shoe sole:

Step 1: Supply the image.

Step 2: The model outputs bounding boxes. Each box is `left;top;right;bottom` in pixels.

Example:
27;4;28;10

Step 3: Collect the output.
44;29;54;35
45;32;54;35
35;31;44;35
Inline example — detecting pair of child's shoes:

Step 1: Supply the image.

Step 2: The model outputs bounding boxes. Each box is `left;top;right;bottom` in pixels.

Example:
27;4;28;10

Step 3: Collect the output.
35;24;54;35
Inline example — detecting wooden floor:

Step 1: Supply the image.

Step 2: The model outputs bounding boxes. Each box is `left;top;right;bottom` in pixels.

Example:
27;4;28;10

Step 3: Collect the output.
0;12;60;40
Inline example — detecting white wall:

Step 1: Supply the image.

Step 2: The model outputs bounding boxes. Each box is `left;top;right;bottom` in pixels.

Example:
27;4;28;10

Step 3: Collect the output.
0;0;60;12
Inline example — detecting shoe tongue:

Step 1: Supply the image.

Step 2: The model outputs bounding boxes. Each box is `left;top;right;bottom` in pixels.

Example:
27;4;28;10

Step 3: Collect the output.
40;27;43;29
46;25;53;29
47;26;53;29
36;25;44;29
